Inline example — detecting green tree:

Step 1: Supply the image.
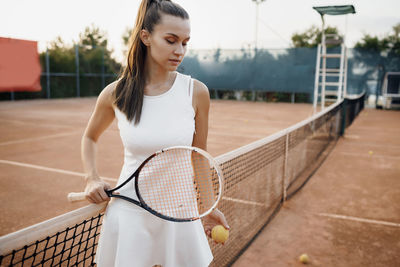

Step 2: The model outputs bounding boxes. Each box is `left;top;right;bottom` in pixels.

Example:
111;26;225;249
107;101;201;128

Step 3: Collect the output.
122;26;133;59
76;24;120;74
35;25;122;99
355;35;384;51
44;36;76;73
78;24;108;48
122;26;132;47
291;25;340;48
355;23;400;55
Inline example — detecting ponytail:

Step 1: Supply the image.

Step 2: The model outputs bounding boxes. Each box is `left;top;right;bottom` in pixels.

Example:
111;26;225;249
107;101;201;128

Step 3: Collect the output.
113;0;189;124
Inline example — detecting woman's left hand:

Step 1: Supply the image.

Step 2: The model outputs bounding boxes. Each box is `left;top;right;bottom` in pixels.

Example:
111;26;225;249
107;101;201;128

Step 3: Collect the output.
203;209;230;243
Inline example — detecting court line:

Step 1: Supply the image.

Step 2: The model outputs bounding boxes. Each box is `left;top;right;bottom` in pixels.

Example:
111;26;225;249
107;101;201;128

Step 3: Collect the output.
0;159;117;182
0;118;120;133
0;131;81;146
340;140;400;149
337;151;400;160
222;196;266;207
343;134;360;139
0;118;77;129
317;213;400;228
347;126;400;134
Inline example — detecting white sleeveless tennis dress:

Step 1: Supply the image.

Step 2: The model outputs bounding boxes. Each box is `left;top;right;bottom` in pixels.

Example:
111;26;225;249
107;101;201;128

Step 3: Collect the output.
95;72;213;267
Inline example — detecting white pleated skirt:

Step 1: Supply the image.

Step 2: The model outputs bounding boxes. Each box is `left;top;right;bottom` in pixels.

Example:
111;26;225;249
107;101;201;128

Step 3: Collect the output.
95;199;213;267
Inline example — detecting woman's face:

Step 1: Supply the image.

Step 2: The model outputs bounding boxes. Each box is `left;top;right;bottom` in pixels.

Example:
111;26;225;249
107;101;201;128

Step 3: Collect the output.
143;14;191;71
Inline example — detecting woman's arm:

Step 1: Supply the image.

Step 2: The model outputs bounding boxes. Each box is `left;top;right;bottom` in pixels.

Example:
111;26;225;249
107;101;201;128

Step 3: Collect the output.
82;82;116;203
191;79;210;151
191;79;230;241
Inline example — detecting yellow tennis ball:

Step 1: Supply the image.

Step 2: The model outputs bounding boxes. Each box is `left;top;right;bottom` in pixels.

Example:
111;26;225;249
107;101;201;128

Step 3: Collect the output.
368;151;373;155
299;253;310;264
211;225;229;243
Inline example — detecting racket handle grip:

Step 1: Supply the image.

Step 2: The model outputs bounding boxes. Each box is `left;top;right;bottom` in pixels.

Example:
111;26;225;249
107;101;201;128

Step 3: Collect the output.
68;192;87;202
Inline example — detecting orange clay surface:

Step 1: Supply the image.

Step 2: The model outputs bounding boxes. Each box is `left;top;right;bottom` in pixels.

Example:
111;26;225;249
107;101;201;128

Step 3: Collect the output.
232;108;400;267
0;98;313;235
1;99;399;267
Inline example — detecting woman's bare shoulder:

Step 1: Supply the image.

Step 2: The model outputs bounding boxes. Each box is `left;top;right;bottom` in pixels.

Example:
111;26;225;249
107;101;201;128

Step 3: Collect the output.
192;79;210;112
98;80;118;107
192;79;209;98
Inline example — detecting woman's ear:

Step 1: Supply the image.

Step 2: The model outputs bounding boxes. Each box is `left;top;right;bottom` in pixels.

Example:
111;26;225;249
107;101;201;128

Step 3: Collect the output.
140;29;151;46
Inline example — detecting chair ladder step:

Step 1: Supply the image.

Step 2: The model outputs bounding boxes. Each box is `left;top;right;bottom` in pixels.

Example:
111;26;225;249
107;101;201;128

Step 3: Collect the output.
321;53;342;58
319;82;341;86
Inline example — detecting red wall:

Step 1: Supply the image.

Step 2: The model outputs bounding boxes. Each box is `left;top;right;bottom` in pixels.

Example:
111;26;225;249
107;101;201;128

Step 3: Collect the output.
0;37;42;92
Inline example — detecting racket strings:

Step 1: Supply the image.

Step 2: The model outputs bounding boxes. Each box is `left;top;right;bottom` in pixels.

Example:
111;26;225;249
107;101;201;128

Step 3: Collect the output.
137;148;220;219
192;153;218;210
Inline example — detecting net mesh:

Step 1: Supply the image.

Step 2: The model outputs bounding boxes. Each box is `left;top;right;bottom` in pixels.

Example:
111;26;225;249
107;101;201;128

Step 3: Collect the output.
0;94;364;267
0;214;102;266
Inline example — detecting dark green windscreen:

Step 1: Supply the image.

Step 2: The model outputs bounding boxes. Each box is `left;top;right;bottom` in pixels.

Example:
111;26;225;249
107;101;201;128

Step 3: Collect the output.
178;47;399;97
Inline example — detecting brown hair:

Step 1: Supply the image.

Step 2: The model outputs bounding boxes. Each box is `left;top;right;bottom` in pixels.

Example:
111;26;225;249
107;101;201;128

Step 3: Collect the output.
113;0;189;124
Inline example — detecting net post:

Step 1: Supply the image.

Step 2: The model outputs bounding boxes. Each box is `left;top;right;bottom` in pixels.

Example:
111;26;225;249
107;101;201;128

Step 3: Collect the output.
46;48;51;99
252;90;256;101
340;98;348;136
282;133;289;202
214;89;219;99
101;46;105;89
75;44;80;97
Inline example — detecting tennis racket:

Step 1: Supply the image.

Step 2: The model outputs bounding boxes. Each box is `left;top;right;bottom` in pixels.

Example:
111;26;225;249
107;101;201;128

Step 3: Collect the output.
68;146;223;222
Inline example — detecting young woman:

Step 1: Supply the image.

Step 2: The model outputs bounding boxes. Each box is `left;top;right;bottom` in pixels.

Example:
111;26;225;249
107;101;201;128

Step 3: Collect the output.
80;0;229;266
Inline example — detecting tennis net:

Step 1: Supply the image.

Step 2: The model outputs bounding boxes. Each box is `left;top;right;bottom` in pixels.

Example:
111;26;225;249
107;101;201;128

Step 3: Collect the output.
0;93;365;267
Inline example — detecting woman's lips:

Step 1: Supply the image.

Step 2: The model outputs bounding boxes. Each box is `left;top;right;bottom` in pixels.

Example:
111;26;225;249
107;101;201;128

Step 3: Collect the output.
169;59;180;65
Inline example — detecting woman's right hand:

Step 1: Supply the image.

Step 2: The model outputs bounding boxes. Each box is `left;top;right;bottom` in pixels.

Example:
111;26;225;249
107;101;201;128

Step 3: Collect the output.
84;176;111;204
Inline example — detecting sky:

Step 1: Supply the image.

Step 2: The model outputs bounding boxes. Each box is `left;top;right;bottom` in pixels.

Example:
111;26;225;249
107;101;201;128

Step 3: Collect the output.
1;0;399;62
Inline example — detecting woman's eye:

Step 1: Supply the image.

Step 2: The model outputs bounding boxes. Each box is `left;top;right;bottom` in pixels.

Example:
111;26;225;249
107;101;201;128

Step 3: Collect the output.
166;39;175;44
182;43;188;46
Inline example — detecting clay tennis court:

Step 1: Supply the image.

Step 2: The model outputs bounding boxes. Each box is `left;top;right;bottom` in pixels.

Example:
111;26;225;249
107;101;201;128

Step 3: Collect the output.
0;98;313;235
1;98;399;266
233;108;400;266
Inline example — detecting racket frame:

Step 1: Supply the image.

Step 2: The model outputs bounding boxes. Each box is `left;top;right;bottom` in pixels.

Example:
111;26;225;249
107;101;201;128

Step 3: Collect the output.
107;146;224;222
